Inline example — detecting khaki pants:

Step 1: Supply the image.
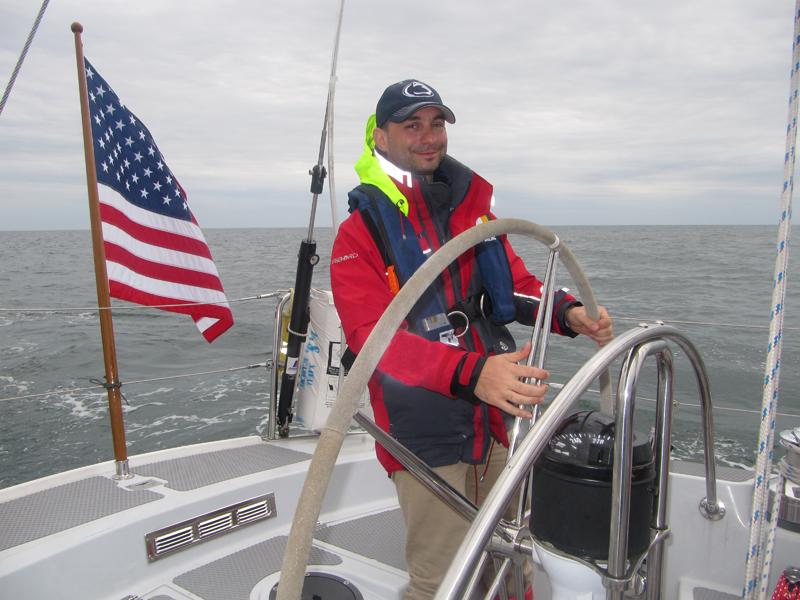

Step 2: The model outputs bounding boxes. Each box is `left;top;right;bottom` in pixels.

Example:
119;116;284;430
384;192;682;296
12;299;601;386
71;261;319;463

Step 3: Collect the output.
393;442;516;600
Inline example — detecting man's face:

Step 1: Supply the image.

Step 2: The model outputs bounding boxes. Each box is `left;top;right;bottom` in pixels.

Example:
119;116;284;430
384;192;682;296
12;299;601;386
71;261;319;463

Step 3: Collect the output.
373;106;448;177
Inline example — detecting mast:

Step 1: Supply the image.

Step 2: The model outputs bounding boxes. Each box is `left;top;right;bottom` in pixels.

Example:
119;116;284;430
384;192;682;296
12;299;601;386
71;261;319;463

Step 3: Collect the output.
71;22;131;479
275;0;346;437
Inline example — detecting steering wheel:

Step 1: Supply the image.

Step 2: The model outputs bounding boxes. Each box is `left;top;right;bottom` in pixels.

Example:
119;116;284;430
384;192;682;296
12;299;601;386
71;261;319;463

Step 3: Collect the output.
276;218;609;600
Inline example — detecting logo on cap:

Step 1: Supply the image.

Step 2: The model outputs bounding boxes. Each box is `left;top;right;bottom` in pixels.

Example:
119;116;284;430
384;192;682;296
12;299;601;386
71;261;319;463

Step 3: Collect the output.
403;81;434;98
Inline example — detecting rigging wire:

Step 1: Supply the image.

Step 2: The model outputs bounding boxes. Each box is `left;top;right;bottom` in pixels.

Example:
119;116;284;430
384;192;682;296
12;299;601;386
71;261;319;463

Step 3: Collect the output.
0;362;271;403
326;2;343;234
4;371;798;425
613;314;800;331
0;291;287;313
547;382;800;420
0;0;50;118
3;298;797;332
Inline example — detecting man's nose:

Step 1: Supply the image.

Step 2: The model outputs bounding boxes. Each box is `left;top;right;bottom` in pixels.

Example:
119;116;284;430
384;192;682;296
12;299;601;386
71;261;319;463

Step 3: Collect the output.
420;126;437;144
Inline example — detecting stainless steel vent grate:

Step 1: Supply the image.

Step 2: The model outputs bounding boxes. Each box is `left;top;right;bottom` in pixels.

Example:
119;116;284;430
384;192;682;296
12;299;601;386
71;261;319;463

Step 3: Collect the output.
154;525;194;554
237;499;270;524
198;513;233;538
145;492;276;561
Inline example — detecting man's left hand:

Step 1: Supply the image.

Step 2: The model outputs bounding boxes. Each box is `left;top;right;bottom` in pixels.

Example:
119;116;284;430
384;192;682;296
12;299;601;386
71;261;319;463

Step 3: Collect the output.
565;305;613;346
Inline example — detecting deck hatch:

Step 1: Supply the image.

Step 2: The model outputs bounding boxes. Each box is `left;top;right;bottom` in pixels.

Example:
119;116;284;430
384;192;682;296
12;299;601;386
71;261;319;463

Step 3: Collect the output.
145;492;276;561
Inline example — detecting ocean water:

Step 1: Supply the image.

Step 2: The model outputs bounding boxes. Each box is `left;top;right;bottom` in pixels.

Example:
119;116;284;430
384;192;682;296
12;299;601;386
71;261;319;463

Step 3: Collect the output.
1;225;799;489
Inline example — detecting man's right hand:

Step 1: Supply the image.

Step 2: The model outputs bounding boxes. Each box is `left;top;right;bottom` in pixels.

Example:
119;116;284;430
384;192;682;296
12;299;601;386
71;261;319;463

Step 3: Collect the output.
473;342;549;418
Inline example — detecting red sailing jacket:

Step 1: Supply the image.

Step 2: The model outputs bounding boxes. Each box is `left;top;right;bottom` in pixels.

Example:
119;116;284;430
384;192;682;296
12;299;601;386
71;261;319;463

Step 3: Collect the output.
330;153;577;474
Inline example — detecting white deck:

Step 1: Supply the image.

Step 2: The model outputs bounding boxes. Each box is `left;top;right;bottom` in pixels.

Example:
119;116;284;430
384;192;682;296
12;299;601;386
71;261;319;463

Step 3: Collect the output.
0;433;796;599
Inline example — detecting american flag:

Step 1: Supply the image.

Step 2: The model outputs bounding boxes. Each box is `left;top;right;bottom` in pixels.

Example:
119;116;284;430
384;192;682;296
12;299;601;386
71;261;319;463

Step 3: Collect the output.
83;57;233;342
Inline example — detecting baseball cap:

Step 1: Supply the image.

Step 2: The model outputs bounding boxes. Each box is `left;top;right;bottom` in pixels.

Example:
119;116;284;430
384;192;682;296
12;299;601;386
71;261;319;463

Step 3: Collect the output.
375;79;456;127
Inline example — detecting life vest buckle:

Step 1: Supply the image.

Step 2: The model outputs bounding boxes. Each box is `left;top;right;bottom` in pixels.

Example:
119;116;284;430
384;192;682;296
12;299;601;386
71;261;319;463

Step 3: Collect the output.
446;310;470;338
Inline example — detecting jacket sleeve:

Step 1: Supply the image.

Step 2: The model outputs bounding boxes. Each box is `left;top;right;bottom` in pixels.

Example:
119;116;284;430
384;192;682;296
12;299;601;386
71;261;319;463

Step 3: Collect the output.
330;211;478;398
500;230;580;338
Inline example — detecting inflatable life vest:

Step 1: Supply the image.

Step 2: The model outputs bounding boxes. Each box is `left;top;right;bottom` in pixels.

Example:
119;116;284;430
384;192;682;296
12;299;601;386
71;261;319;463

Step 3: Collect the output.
347;181;517;348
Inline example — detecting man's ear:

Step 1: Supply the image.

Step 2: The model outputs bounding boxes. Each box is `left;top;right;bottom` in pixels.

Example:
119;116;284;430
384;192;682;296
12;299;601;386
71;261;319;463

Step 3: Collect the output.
373;126;387;153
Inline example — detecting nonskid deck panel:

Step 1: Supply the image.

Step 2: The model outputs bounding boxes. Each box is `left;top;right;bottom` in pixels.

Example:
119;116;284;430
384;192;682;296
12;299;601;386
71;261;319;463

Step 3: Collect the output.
170;509;405;600
0;441;314;552
134;443;313;491
174;535;343;600
0;476;160;551
315;508;406;571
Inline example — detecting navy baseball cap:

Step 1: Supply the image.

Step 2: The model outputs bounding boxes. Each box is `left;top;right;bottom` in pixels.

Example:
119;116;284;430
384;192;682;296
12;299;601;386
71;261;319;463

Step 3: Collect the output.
375;79;456;127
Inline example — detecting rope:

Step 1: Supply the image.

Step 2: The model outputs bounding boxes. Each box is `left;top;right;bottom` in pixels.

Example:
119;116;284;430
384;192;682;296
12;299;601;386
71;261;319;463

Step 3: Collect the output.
758;473;785;593
743;3;799;596
0;292;286;314
0;362;270;403
88;377;128;405
0;0;50;118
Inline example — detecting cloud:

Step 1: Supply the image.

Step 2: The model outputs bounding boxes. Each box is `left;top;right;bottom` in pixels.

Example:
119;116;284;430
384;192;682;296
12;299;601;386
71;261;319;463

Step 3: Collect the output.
0;0;794;229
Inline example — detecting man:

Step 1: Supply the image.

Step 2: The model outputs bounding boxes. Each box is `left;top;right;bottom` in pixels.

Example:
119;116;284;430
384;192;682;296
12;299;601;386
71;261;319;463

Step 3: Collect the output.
330;79;613;600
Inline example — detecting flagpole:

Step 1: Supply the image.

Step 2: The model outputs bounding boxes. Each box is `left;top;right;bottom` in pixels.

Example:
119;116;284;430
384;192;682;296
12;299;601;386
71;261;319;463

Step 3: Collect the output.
71;22;131;480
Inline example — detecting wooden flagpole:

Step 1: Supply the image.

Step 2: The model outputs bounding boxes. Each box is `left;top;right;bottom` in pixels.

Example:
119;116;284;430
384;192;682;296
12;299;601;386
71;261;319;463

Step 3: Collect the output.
71;22;131;479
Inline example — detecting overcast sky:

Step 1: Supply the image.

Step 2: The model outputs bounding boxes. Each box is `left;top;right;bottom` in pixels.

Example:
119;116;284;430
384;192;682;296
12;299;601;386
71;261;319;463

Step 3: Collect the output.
0;1;796;230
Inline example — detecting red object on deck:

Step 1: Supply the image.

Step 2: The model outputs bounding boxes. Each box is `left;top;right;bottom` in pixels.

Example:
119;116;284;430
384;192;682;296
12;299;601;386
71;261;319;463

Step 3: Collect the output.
772;568;800;600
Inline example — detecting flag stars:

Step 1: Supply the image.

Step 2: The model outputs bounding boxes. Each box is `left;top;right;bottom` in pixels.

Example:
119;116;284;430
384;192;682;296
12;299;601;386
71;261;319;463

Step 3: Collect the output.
85;66;94;79
85;63;199;224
